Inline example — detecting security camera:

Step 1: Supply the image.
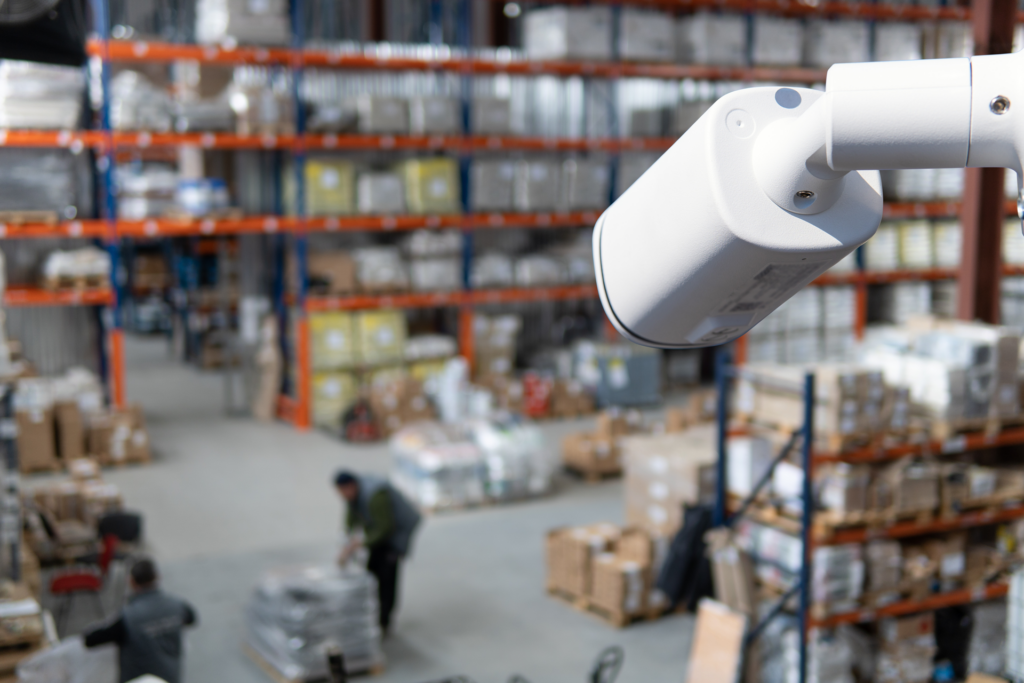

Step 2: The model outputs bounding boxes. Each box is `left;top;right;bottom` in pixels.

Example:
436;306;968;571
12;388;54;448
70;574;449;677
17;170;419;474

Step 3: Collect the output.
594;52;1024;348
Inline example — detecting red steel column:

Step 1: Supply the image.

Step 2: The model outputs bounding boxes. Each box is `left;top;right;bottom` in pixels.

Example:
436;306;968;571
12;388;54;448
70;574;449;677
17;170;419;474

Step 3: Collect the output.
958;0;1017;323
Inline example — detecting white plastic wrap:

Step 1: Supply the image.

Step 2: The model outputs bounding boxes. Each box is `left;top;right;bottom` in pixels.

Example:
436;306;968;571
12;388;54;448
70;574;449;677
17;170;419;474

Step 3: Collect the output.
514;255;566;287
352;247;409;293
402;229;463;259
0;149;91;219
470;253;514;289
42;248;112;282
196;0;292;45
356;173;405;215
246;565;382;679
110;71;172;132
0;60;84;130
16;636;117;683
405;335;457;362
409;257;462;292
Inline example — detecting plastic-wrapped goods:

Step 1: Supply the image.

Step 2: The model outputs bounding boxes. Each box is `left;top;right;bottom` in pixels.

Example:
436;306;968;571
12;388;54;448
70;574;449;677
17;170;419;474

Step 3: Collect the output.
467;417;554;499
935;168;964;199
875;23;923;61
402;229;462;259
555;247;597;284
727;436;773;498
42;248;111;285
401;158;461;215
470;159;515;212
933;221;961;268
312;371;358;428
864;224;900;271
405;335;457;363
110;71;172;131
884;169;937;202
16;636;116;683
304;158;354;216
514;255;565;287
752;16;804;67
898;220;934;269
310;312;357;370
228;83;294;135
967;600;1006;675
471;99;513;136
196;0;292;45
804;20;870;68
173;98;234;132
1009;567;1024;679
0;60;84;130
876;282;932;324
175;178;230;217
0;149;92;220
829;251;858;273
812;544;864;612
352;247;408;293
619;9;675;63
306;102;358;133
356;173;406;215
355;95;409;134
673;100;713;137
560;158;609;211
356;310;407;366
392;435;487;510
1006;218;1024;265
409;97;462;135
629;108;668;138
676;12;747;66
931;281;957;319
514;160;561;212
471;253;514;289
409;258;463;292
779;626;860;683
117;165;179;220
822;286;856;330
523;6;614;61
615;152;659;197
246;565;382;681
924;21;973;59
1003;277;1024;330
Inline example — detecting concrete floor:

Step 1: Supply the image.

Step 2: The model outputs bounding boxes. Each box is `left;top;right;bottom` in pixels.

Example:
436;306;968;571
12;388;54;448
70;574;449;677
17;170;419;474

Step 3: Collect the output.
47;335;697;683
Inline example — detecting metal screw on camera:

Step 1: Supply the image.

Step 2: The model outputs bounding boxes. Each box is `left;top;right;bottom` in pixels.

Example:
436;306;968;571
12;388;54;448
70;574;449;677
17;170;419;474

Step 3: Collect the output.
991;95;1011;114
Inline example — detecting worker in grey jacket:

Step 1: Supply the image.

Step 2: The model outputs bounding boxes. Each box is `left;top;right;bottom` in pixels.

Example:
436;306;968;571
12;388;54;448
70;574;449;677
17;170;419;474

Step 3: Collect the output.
336;470;421;633
84;558;197;683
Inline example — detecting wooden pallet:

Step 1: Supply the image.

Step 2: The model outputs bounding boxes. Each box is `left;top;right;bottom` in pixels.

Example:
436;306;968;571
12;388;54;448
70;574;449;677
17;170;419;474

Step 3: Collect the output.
927;414;1024;442
43;274;107;291
563;466;622;484
19;461;62;476
547;587;665;628
0;211;59;227
165;206;245;222
244;644;384;683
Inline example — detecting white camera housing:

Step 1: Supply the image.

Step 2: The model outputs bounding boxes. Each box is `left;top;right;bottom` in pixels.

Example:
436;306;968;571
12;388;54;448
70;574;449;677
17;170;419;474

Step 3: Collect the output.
595;53;1024;349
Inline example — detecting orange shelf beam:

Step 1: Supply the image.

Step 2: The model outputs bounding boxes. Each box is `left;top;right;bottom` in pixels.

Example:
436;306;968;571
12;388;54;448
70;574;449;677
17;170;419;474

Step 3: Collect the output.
812;583;1008;627
823;503;1024;546
304;285;599;312
3;286;114;307
0;220;107;240
0;130;105;148
813;424;1024;466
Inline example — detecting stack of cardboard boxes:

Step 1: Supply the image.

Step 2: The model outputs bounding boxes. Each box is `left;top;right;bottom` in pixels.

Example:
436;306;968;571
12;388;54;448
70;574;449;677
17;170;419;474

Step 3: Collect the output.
546;523;661;623
0;581;47;678
877;613;937;683
562;409;643;479
369;378;436;438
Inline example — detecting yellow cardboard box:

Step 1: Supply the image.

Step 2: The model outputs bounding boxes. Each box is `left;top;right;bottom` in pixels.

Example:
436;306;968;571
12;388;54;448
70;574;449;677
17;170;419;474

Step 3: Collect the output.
356;310;407;366
401;158;461;215
306;158;355;216
312;372;359;428
310;312;358;370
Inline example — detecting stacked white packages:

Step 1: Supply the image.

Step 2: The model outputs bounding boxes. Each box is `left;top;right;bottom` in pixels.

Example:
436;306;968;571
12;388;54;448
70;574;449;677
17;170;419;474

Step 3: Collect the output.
196;0;292;45
390;417;554;511
246;565;382;680
1008;567;1024;679
933;221;962;268
0;60;84;129
676;12;747;65
875;282;932;325
898;220;934;269
1005;218;1024;265
865;224;900;271
804;20;870;68
875;23;923;61
0;149;91;219
42;248;112;283
752;16;804;66
110;71;172;132
522;6;614;61
1003;277;1024;331
968;600;1006;676
619;9;675;62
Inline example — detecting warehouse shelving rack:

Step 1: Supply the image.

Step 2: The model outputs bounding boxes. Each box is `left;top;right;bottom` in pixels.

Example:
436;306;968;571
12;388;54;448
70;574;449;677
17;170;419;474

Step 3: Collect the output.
714;351;1024;681
1;0;1006;426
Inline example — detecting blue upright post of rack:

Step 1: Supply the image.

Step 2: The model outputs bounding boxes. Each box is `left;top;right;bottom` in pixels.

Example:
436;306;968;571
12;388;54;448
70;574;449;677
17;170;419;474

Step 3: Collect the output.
290;0;310;427
798;371;816;683
714;346;731;528
90;0;125;408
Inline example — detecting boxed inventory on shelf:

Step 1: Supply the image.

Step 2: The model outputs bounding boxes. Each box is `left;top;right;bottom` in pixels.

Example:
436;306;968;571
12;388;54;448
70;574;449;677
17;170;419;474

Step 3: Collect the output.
752;16;804;67
562;408;643;478
471;98;513;136
356;172;406;215
0;60;84;130
676;12;747;66
560;158;610;211
514;159;562;212
523;6;614;62
196;0;292;45
804;19;870;68
390;417;554;512
573;341;662;407
409;96;461;135
470;159;516;212
303;158;355;216
401;158;461;215
618;9;675;63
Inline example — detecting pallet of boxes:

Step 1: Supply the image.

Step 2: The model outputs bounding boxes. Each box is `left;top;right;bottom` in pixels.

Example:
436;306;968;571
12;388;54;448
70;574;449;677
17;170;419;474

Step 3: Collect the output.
545;524;665;628
14;372;151;474
561;409;642;482
0;581;52;681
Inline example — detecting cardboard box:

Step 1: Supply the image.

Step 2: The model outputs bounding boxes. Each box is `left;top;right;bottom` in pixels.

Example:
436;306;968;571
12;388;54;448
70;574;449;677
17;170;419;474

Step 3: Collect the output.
356;310;407;366
726;436;773;498
676;12;747;66
705;527;757;617
304;158;354;216
875;460;940;515
470;159;515;211
54;401;84;461
523;6;613;61
401;158;461;215
409;97;462;135
560;158;609;211
549;379;594;418
310;311;357;370
355;95;408;134
866;540;903;594
546;523;621;597
356;172;405;214
471;99;512;136
590;554;649;616
16;409;56;473
306;251;356;295
924;532;966;579
369;378;434;437
562;432;620;475
685;600;747;683
619;9;675;63
881;612;935;644
312;372;359;429
514;159;561;212
820;463;870;515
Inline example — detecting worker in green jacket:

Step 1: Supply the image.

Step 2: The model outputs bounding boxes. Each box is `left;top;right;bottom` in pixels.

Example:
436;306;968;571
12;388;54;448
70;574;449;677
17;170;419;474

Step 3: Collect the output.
335;470;422;633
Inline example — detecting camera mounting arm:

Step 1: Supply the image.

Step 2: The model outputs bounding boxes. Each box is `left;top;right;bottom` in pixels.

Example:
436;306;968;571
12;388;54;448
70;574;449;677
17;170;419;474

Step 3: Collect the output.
754;53;1024;217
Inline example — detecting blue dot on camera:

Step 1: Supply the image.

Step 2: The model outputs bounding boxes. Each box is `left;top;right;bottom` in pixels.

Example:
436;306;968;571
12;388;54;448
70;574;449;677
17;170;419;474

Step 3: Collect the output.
775;88;801;109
